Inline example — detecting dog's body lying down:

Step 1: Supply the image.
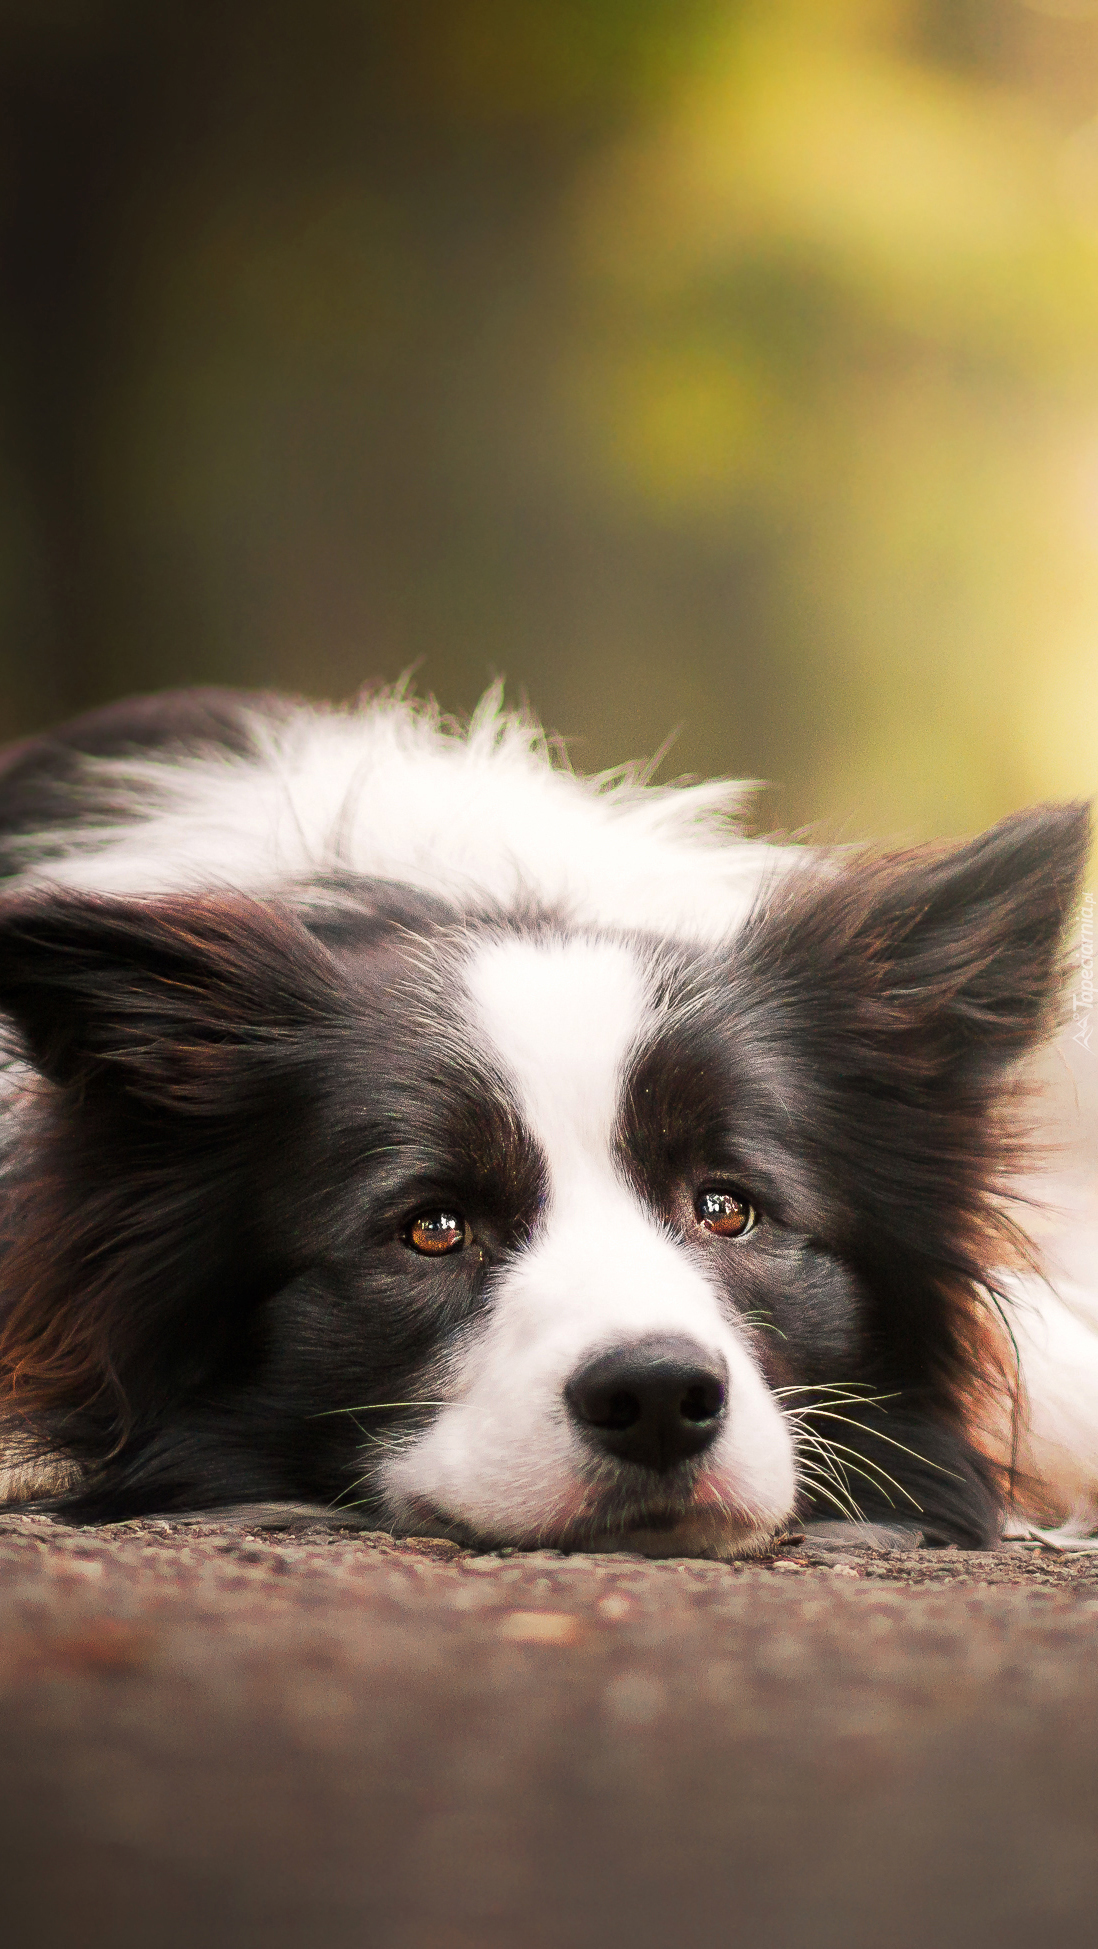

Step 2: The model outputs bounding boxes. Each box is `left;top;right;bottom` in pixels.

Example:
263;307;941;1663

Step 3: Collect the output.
0;685;1094;1555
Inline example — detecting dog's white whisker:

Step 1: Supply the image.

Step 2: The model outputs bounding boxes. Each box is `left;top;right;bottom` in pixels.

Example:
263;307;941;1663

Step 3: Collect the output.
798;1411;965;1483
312;1401;448;1418
788;1426;865;1520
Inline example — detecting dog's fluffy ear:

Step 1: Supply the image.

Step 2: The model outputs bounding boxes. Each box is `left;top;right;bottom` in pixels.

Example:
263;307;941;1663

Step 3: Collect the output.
0;893;342;1102
743;802;1090;1082
871;800;1091;1071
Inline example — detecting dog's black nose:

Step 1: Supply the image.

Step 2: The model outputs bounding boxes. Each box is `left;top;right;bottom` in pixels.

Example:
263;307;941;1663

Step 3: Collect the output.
564;1334;728;1473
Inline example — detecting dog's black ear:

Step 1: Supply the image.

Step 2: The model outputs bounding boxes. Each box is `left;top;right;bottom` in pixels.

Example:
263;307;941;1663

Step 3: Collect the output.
873;801;1089;1069
0;892;342;1102
742;801;1090;1082
857;800;1089;1070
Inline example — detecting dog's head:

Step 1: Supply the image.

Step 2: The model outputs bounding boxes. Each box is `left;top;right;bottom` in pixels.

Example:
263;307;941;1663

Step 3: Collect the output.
0;804;1087;1551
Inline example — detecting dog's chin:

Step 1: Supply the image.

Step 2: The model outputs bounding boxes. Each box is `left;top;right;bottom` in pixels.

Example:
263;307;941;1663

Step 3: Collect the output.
401;1498;782;1561
556;1507;779;1561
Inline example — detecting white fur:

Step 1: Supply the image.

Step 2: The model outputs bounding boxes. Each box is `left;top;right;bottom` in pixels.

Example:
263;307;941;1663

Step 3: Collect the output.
1010;1276;1098;1525
380;934;798;1553
6;688;786;943
998;1163;1098;1526
0;1446;77;1503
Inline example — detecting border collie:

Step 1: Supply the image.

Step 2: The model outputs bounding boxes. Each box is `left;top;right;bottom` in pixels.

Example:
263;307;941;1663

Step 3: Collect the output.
0;685;1093;1555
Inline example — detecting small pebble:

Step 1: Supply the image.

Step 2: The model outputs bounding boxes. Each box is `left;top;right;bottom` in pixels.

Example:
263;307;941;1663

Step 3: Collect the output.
498;1611;578;1645
597;1594;632;1620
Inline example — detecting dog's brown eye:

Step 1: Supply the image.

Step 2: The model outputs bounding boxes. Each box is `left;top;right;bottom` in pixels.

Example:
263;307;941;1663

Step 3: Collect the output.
695;1189;756;1238
405;1210;469;1256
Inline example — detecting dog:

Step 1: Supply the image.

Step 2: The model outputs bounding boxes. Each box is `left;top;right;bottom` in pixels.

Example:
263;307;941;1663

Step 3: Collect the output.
0;683;1093;1555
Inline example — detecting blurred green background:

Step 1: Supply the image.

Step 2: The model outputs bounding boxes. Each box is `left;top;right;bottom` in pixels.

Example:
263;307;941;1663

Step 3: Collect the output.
2;0;1098;837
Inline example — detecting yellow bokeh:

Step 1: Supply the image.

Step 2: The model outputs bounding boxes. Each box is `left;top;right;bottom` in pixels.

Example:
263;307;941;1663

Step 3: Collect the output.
5;0;1098;838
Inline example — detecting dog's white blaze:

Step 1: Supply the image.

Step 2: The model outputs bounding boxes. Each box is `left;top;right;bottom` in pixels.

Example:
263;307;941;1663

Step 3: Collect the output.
380;934;797;1552
466;934;643;1181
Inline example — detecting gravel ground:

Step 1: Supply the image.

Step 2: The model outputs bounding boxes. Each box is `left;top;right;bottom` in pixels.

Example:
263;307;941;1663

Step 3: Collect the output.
2;1507;1098;1949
